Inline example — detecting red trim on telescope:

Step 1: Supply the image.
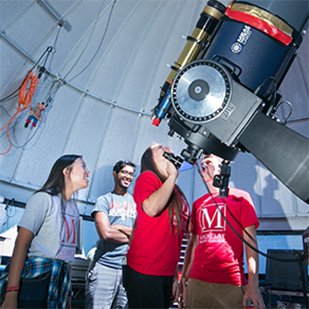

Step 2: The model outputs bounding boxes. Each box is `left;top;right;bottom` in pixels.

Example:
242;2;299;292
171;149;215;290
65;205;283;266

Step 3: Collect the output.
226;7;292;45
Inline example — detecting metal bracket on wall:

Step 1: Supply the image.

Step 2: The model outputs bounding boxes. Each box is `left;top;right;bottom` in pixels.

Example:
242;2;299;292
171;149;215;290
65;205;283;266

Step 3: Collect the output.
37;0;72;31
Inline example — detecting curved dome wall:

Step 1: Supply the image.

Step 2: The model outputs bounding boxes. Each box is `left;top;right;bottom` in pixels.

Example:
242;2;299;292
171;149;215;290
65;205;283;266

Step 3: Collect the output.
0;0;308;232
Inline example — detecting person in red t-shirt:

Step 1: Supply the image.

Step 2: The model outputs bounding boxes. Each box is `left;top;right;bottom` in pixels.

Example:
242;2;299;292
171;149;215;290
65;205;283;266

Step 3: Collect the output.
124;143;190;309
177;154;265;309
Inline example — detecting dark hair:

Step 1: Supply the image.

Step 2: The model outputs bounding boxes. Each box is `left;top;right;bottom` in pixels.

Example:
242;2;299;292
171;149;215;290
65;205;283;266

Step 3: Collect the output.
113;160;136;173
141;145;187;233
38;154;82;197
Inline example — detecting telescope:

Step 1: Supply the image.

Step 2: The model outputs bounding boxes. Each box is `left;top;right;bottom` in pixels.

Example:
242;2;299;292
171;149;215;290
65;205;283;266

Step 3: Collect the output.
151;0;309;204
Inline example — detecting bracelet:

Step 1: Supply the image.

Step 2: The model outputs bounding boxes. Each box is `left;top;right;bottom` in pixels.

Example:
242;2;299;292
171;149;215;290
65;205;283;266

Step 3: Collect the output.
6;286;19;292
68;291;73;297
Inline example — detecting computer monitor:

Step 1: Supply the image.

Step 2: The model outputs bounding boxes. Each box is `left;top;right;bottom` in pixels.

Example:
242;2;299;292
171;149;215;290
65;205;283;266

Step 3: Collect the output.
265;249;308;291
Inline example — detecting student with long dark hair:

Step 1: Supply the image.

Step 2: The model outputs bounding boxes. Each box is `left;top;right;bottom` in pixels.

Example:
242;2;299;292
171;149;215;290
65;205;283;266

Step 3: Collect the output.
0;155;90;309
123;144;190;308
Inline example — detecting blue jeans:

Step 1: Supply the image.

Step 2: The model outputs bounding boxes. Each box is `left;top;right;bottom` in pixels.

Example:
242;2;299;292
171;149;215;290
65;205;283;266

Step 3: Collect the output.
86;262;128;309
123;264;173;309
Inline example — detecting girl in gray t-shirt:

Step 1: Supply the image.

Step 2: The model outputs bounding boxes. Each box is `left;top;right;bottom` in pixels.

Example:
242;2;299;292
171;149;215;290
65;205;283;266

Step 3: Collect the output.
0;154;90;308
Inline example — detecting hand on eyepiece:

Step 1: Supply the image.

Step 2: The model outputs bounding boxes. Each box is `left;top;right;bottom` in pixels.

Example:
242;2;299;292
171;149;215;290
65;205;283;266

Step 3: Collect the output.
166;159;179;180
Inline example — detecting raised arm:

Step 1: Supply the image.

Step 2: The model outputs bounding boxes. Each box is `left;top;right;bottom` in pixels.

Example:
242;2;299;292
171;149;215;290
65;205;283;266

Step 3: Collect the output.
142;162;178;217
242;225;265;309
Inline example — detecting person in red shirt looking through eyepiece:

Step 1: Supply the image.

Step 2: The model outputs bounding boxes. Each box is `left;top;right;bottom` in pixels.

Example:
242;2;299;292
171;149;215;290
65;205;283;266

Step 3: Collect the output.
123;143;190;309
177;154;265;309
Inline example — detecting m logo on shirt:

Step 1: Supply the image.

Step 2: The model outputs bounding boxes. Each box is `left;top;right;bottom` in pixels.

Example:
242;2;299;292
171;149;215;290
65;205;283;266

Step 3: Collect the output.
61;216;77;246
57;213;78;262
199;203;226;232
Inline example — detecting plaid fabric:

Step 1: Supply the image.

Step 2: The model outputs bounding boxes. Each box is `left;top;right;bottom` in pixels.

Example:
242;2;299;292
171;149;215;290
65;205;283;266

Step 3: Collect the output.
0;256;70;308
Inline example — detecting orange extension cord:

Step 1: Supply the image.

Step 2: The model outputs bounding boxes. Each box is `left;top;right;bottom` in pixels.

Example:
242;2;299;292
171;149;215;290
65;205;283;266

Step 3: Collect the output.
0;70;39;155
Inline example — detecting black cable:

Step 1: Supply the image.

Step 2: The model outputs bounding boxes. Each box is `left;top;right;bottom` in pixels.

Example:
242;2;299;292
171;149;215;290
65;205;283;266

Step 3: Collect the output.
0;71;31;103
0;105;14;117
44;79;62;108
38;46;53;78
68;0;117;82
196;163;307;263
0;46;53;104
7;111;44;149
197;162;309;309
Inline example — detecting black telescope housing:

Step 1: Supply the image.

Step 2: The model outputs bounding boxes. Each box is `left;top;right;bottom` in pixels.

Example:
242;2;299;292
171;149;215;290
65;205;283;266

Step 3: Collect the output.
152;0;309;203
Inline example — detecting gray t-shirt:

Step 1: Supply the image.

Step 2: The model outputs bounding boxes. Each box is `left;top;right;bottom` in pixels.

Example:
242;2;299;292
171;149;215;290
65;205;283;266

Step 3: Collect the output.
18;192;79;263
92;192;136;269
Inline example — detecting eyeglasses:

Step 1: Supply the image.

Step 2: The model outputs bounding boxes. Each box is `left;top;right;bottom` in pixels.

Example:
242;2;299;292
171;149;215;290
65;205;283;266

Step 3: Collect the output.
120;170;135;177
